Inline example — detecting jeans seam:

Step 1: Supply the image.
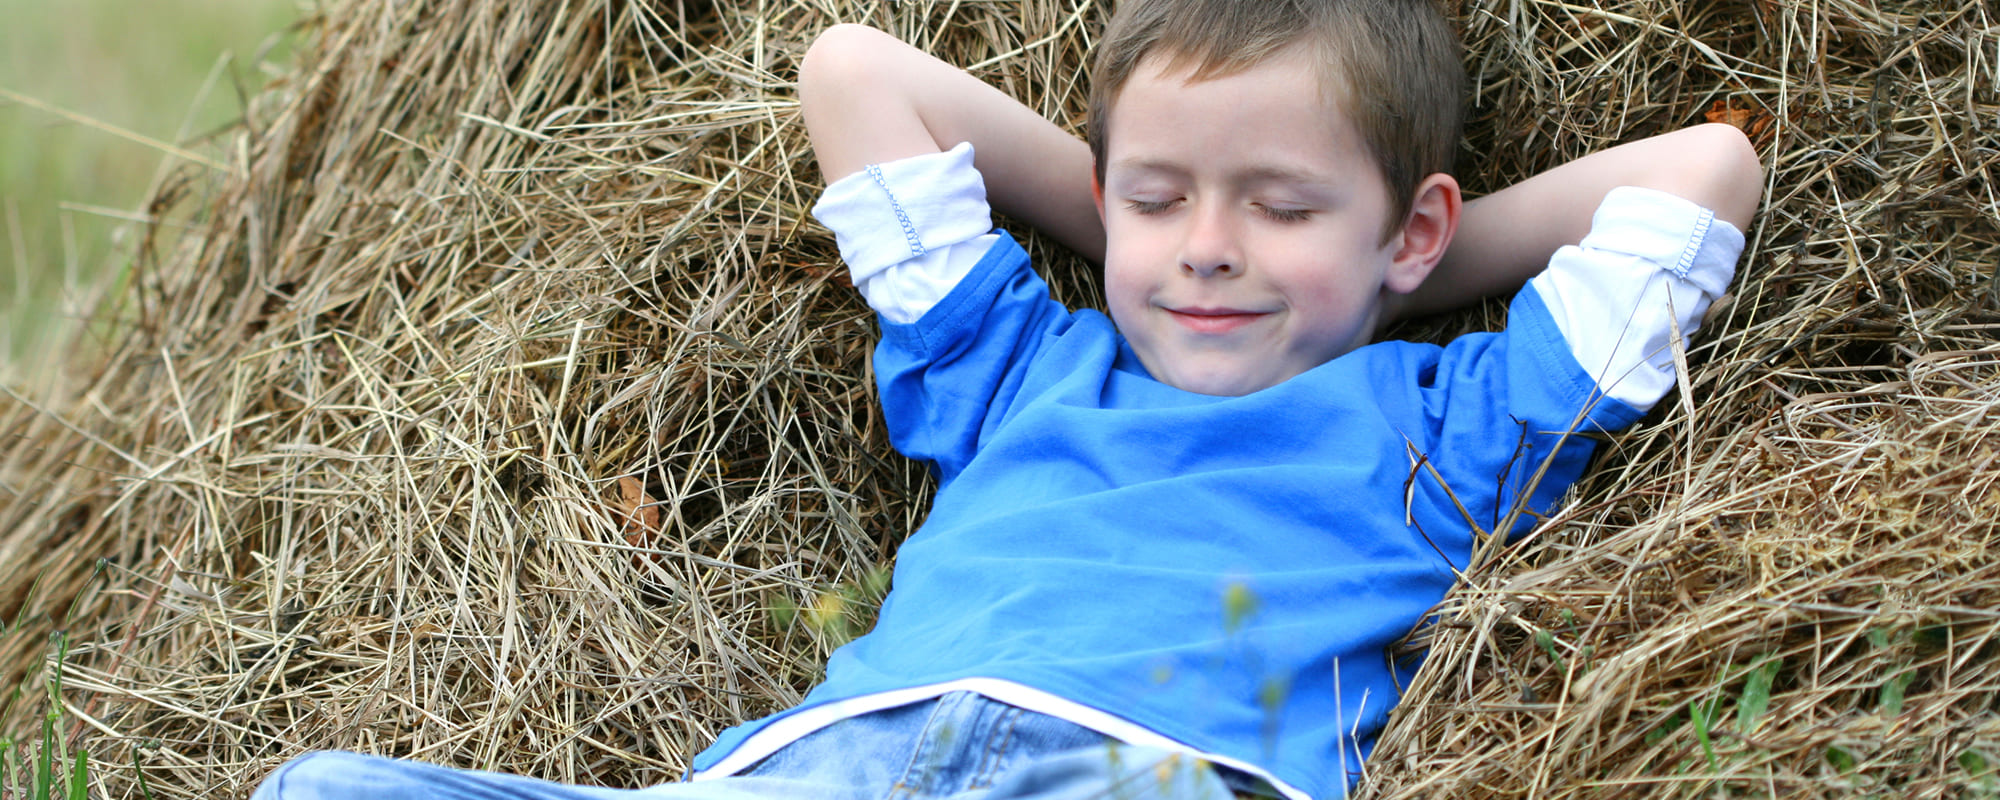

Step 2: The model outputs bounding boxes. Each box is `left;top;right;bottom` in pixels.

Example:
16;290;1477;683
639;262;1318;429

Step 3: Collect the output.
969;705;1021;789
885;694;956;800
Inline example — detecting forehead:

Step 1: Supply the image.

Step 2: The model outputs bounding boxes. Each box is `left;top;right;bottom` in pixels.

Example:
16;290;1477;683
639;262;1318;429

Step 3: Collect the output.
1133;39;1337;98
1103;48;1361;181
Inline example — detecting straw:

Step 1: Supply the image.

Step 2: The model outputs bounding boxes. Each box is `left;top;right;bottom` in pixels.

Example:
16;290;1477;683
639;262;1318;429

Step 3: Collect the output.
0;0;1992;797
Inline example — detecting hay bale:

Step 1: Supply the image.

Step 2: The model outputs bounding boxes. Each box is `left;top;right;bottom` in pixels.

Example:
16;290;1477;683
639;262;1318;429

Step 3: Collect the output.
0;0;1991;797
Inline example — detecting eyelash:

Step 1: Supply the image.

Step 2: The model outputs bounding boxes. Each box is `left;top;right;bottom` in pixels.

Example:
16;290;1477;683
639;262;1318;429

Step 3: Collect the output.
1125;199;1177;215
1122;199;1311;223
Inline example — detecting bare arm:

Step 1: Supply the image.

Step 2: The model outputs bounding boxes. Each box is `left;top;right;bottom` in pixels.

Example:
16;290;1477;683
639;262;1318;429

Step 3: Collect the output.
798;24;1103;261
1390;123;1763;319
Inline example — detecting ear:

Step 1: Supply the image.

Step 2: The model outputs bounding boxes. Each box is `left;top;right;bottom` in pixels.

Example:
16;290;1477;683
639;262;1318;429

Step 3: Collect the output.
1383;173;1461;295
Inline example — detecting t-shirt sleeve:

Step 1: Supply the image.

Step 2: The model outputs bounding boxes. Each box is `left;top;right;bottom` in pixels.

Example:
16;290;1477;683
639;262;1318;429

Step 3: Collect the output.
872;234;1073;484
1411;289;1641;547
810;146;1073;482
1411;187;1743;544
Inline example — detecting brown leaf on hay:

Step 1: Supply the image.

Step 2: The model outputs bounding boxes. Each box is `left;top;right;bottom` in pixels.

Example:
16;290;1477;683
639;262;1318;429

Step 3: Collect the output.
0;0;1993;799
613;475;662;543
613;475;665;569
1703;99;1777;147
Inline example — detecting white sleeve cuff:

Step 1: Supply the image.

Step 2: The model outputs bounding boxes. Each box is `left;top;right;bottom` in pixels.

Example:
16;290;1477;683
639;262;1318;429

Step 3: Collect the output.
812;143;1000;323
1529;186;1746;411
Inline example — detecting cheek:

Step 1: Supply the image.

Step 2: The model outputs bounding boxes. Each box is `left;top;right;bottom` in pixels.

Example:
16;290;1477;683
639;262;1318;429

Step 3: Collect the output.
1273;266;1361;324
1101;239;1158;308
1102;264;1146;323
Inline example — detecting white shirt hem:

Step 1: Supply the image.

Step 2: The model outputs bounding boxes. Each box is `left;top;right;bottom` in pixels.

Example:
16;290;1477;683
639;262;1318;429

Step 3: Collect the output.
688;679;1311;800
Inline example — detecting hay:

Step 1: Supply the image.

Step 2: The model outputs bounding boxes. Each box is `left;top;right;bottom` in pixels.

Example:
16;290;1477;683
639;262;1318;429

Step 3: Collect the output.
0;0;1991;797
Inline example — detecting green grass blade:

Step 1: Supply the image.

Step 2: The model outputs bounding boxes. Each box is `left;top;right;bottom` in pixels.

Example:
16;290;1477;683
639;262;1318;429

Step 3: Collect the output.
1880;669;1911;716
0;683;21;745
36;712;55;800
1691;696;1720;774
1735;657;1780;732
47;631;68;704
133;743;158;800
2;736;16;798
67;751;86;800
38;630;71;800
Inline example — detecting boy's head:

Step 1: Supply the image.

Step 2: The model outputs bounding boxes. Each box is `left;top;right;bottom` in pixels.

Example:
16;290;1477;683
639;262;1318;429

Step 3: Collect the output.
1087;0;1464;237
1083;0;1467;396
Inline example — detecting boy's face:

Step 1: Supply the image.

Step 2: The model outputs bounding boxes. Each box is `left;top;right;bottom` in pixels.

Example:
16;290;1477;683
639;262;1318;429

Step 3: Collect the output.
1095;48;1427;397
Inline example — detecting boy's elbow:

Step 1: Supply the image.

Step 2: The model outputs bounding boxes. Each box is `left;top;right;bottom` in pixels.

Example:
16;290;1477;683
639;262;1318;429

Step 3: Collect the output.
799;24;902;181
1674;123;1764;231
799;24;888;112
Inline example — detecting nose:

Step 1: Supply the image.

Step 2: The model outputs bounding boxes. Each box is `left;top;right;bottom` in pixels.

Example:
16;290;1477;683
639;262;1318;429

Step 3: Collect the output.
1179;203;1242;278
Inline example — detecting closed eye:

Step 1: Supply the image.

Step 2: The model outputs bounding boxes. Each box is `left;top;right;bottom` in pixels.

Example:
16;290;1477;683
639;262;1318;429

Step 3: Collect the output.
1259;206;1312;223
1124;199;1179;215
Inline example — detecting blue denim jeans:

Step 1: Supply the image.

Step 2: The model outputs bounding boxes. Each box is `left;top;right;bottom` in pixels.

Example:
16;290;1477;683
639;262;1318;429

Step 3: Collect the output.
252;692;1241;800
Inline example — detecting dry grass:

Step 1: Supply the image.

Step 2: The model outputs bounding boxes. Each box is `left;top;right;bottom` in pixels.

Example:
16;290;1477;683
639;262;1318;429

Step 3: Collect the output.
0;0;1993;798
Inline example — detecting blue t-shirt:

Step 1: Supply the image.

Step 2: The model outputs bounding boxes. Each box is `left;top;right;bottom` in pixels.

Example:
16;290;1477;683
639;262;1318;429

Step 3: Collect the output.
695;231;1644;799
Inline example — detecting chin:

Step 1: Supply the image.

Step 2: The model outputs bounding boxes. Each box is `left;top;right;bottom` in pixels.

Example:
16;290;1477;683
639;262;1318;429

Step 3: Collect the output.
1165;369;1278;398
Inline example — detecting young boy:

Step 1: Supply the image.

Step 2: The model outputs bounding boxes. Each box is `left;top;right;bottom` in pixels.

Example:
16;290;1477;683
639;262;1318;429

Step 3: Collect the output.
253;0;1760;798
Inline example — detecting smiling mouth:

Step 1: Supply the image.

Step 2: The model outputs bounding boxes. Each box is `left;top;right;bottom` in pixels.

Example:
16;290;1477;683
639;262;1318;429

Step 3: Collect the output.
1166;308;1267;334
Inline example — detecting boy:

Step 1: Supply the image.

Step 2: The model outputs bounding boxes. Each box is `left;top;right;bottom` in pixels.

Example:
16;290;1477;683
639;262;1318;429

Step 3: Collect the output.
254;0;1760;798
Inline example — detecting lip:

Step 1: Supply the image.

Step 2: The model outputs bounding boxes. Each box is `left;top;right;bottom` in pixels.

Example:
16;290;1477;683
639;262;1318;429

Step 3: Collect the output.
1166;306;1269;334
